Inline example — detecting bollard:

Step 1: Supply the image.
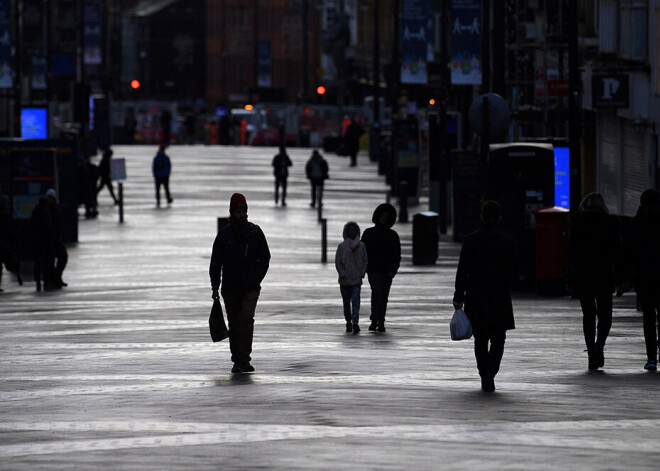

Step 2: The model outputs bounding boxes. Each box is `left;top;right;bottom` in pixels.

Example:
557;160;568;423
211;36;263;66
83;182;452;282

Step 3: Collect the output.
317;186;323;222
399;181;409;223
118;182;124;223
321;218;327;263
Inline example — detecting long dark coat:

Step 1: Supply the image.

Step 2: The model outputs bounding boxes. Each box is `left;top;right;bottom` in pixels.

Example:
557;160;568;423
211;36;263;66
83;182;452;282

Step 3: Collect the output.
567;211;621;294
622;206;660;293
209;221;271;295
453;226;517;331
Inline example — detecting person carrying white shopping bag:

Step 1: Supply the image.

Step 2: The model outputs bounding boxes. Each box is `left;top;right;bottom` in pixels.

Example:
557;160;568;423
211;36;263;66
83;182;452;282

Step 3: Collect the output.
453;201;518;393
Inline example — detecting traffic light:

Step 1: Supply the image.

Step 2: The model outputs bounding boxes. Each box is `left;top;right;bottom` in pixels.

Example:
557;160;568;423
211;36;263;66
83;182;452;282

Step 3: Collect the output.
316;85;326;96
130;79;141;90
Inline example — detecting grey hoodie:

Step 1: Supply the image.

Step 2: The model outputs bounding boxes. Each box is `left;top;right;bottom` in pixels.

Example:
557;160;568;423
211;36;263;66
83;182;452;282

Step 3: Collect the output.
335;222;368;286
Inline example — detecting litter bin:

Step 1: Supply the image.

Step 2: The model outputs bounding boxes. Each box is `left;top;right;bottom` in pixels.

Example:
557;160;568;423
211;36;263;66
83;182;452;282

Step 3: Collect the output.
413;211;439;265
533;206;570;295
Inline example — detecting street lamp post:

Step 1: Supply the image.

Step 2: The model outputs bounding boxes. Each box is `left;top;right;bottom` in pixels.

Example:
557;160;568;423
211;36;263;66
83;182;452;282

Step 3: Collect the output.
370;0;380;163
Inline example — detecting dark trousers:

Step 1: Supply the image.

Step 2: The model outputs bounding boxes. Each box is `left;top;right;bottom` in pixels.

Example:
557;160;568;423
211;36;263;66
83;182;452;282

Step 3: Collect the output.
274;177;288;204
340;284;361;325
97;176;118;203
474;329;507;379
310;179;324;207
368;272;392;323
638;289;660;363
222;289;260;366
579;289;613;351
34;241;67;286
155;177;172;206
349;151;357;166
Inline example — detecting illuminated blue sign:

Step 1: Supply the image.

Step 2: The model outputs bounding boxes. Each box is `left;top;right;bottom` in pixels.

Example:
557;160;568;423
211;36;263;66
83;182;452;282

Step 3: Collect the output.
554;147;569;209
21;108;48;139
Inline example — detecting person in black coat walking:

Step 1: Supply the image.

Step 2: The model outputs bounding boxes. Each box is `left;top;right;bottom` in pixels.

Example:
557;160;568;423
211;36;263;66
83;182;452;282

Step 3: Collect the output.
210;193;271;374
344;118;363;167
361;203;401;332
271;145;292;206
305;150;329;208
96;148;119;205
621;188;660;371
453;201;517;392
567;192;622;371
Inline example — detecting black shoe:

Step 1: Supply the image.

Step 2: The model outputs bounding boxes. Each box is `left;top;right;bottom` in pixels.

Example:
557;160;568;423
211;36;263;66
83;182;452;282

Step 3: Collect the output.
167;198;173;204
595;347;605;368
644;361;657;371
231;363;255;373
282;201;286;207
377;322;386;333
346;322;353;333
58;278;68;287
368;321;378;331
481;377;495;392
353;324;360;334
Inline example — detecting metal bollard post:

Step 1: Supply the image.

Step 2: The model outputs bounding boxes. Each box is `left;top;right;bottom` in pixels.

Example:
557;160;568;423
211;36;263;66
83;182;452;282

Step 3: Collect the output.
399;181;408;223
118;182;124;223
317;186;323;222
321;218;327;263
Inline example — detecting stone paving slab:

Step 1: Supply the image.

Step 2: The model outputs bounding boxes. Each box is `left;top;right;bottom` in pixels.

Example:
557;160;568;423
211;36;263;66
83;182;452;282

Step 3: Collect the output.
1;145;658;470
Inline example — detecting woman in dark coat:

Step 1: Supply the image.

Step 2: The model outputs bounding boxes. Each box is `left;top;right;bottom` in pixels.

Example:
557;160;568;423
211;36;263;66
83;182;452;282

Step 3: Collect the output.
567;192;621;370
96;148;118;204
361;203;401;332
453;200;517;392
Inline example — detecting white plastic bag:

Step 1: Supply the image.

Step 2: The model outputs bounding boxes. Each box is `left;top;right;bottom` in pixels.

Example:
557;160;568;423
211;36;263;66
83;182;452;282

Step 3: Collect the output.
450;308;472;340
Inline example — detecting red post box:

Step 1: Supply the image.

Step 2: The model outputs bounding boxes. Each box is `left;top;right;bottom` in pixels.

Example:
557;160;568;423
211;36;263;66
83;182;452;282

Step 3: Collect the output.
533;206;570;295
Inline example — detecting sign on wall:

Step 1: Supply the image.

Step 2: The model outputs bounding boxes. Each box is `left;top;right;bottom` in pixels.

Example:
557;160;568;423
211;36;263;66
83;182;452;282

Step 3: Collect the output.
592;74;629;109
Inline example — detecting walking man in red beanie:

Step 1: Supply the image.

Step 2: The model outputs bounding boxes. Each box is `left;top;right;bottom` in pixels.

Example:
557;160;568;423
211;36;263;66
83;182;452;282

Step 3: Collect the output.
210;193;271;373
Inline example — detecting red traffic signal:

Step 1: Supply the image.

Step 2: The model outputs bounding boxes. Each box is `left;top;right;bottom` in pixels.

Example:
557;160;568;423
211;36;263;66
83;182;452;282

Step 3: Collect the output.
316;85;326;95
130;79;141;90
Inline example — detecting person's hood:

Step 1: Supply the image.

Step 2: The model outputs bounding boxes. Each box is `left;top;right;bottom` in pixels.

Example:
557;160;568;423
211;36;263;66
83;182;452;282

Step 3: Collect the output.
371;203;397;227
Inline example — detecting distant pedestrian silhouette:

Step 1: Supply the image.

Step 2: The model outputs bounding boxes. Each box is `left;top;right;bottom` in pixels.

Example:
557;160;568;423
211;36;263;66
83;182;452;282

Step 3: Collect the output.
160;109;172;146
305;149;329;208
152;144;173;207
335;221;368;334
0;195;22;291
344;118;364;167
567;192;622;371
96;148;118;205
31;189;68;291
621;189;660;371
453;201;517;392
361;203;401;332
272;145;292;206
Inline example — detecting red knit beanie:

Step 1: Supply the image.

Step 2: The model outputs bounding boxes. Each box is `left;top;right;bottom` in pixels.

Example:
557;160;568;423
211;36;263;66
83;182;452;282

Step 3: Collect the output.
230;193;248;211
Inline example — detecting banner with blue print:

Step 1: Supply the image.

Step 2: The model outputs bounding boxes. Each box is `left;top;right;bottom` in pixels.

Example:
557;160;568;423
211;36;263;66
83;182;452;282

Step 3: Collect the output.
0;0;12;88
401;0;432;85
451;0;482;85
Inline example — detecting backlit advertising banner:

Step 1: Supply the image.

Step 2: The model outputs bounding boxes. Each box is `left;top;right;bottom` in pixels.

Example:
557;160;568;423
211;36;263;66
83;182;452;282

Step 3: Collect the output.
0;0;12;88
451;0;482;85
258;40;272;87
401;0;431;84
84;1;103;77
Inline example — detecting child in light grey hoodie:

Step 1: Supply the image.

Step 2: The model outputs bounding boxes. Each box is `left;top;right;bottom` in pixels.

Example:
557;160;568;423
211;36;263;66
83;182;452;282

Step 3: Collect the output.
335;221;368;334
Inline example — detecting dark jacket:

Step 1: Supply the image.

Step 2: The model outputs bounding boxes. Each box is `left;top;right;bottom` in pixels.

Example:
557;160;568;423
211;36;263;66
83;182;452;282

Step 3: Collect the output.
305;155;329;181
209;221;271;295
568;211;621;294
362;206;401;276
152;152;171;179
453;226;517;331
344;122;363;154
272;152;292;179
622;206;660;292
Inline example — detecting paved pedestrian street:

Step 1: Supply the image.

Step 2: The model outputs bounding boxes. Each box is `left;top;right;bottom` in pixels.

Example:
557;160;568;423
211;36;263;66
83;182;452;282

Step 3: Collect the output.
1;145;658;470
